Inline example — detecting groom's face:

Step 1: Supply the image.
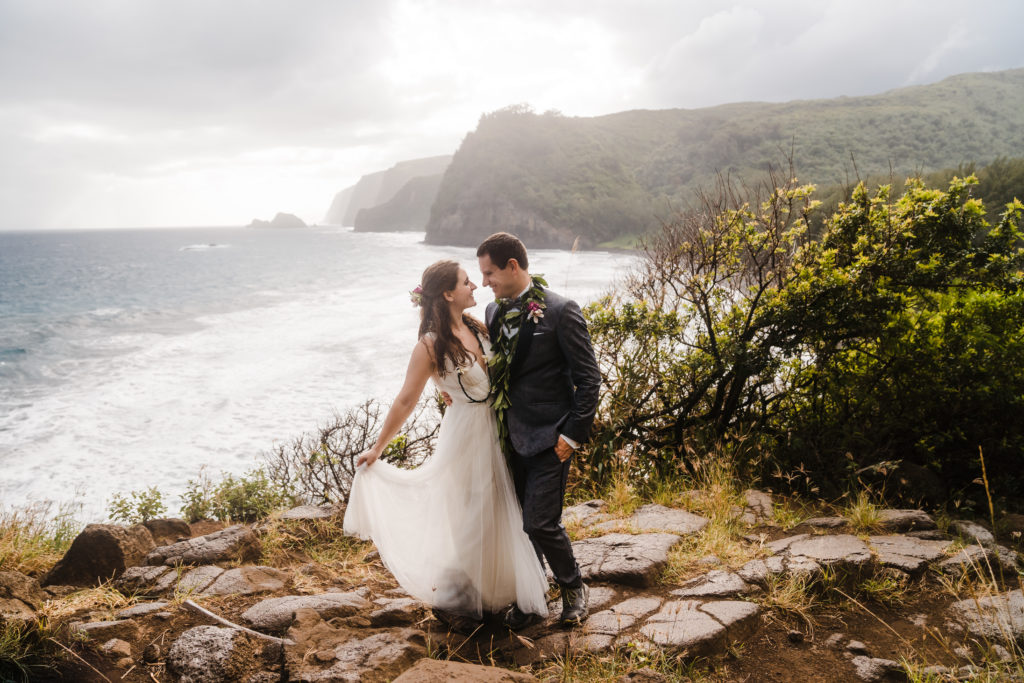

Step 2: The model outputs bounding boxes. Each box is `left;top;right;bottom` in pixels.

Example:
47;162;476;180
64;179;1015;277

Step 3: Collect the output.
478;254;520;300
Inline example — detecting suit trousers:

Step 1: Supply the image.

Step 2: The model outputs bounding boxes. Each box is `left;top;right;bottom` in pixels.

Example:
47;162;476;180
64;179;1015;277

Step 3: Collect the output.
510;448;583;588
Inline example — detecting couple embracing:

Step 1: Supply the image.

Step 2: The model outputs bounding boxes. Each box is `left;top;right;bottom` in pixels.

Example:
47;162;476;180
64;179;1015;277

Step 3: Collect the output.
343;232;601;634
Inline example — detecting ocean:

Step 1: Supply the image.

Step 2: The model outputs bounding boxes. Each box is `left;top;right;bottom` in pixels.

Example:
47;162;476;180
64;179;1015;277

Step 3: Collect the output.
0;226;635;521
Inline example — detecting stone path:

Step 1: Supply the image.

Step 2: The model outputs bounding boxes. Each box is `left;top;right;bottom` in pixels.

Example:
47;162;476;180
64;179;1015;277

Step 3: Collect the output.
41;495;1024;682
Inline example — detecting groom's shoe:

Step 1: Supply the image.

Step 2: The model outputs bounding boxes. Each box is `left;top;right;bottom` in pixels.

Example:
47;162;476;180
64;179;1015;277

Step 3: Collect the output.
502;604;543;631
559;582;589;626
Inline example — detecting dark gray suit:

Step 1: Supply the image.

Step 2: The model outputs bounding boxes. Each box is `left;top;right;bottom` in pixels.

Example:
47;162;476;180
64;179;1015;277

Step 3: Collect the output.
487;288;600;588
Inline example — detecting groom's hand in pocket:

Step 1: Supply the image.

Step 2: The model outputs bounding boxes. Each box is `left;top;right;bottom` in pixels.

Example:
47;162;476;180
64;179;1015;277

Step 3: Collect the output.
555;436;574;462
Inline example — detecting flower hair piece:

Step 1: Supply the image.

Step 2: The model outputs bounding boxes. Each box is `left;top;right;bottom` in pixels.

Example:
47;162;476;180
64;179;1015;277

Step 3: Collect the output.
409;285;423;307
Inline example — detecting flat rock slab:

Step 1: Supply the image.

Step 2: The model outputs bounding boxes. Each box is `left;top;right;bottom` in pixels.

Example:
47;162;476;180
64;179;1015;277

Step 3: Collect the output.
278;504;340;521
146;525;261;567
802;517;848;529
877;509;937;532
592;505;709;536
116;564;171;591
394;658;538;682
562;500;610;527
951;520;995;547
637;599;761;656
785;535;873;568
116;601;170;619
241;591;371;630
572;533;681;586
370;597;423;627
671;570;754;598
851;655;904;682
202;566;288;596
585;596;664;637
286;609;425;683
869;535;951;573
741;489;773;525
948;589;1024;641
935;545;993;576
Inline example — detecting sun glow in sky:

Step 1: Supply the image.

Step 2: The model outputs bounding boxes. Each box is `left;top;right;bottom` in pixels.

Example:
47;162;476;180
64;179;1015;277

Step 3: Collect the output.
0;0;1022;230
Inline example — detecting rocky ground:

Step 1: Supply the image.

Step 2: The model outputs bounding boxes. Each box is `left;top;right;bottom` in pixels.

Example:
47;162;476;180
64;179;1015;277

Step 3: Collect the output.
2;494;1023;682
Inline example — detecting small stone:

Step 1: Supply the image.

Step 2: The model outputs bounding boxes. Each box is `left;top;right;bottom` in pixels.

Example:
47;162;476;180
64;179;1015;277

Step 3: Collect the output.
787;629;804;643
850;656;902;682
143;642;160;663
117;601;170;618
101;638;132;658
823;633;846;649
846;639;868;655
314;649;336;662
115;657;133;669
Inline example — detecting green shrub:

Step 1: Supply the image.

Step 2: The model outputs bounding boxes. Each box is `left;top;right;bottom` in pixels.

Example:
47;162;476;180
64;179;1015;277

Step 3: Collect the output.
107;486;167;524
180;467;291;523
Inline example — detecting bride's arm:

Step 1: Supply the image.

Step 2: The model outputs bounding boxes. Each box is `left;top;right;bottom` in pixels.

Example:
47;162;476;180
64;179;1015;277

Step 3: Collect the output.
356;340;434;467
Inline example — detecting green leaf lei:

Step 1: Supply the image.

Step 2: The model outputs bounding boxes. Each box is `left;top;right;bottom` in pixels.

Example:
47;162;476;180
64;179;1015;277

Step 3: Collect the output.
489;274;547;458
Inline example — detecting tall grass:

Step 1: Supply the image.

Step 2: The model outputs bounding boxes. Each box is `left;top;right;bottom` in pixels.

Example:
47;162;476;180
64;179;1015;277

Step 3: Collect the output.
0;501;82;576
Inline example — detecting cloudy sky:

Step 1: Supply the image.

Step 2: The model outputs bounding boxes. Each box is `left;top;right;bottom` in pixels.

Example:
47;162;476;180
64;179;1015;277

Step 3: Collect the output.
1;0;1022;231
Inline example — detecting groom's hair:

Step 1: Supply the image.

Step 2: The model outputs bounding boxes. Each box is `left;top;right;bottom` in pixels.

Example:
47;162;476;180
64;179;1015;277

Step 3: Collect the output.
477;232;529;270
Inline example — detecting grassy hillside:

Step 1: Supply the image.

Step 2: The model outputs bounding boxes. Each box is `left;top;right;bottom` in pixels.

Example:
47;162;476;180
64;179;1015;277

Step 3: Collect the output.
427;69;1024;248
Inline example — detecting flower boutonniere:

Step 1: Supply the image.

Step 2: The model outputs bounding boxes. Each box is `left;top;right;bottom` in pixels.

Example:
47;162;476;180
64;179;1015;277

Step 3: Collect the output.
525;300;545;323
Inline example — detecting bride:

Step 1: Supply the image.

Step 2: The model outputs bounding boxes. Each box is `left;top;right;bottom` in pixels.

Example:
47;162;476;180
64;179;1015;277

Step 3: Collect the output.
343;259;549;631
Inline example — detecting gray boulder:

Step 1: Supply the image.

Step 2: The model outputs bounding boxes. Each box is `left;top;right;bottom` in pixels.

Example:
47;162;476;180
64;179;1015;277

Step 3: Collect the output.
166;626;239;683
562;499;612;527
43;523;155;586
802;516;848;529
146;525;261;566
850;655;904;682
740;489;774;525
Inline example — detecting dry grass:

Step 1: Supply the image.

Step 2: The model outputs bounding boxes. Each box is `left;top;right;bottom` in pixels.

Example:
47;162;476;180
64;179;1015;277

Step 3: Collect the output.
257;513;393;592
0;501;81;576
842;490;884;534
40;583;135;622
533;639;711;682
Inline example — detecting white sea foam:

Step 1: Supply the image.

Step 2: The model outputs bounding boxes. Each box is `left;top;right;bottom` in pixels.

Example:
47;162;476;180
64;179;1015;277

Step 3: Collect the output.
0;229;634;521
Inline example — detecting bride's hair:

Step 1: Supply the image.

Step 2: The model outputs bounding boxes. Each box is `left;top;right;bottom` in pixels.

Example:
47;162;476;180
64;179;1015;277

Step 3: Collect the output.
417;259;488;377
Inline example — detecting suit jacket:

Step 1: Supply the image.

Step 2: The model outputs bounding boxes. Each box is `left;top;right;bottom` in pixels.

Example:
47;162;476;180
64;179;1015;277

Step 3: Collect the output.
486;288;601;457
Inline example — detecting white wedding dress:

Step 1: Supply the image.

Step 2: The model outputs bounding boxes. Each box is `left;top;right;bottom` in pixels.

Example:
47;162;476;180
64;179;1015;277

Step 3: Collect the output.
343;336;549;618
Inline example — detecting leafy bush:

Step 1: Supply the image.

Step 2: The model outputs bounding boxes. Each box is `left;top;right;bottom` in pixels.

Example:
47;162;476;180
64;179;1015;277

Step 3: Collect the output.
262;398;440;505
585;168;1024;504
107;486;167;524
180;468;291;523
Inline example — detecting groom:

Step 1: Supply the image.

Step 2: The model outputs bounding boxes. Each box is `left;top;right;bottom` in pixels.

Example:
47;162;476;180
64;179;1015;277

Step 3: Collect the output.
477;232;601;628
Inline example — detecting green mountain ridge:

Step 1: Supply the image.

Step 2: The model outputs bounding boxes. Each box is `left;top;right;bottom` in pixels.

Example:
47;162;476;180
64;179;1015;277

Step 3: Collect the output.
425;68;1024;248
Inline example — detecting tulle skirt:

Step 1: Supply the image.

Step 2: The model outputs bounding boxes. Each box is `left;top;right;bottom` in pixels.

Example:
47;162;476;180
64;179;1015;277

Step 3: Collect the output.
343;402;549;617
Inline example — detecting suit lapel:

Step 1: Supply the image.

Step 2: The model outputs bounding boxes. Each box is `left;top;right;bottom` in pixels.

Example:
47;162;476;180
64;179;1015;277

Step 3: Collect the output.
487;303;501;341
509;311;537;378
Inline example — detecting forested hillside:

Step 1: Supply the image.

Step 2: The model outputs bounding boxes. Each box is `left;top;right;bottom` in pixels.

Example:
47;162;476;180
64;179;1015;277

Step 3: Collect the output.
426;69;1024;248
